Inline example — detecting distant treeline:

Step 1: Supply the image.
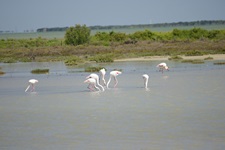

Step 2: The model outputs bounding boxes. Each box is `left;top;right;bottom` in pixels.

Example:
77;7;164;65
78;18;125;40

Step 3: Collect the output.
37;20;225;32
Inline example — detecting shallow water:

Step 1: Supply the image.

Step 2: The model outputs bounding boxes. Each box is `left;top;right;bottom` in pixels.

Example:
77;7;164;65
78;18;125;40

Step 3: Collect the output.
0;61;225;150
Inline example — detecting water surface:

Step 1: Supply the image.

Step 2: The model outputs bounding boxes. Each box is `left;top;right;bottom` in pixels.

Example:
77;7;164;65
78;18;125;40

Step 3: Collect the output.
0;61;225;150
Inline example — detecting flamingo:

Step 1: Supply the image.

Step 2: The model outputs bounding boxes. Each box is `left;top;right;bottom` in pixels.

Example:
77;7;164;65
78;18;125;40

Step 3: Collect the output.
157;62;169;74
86;73;105;91
99;68;106;86
107;70;122;88
84;78;100;91
25;79;38;92
142;74;149;89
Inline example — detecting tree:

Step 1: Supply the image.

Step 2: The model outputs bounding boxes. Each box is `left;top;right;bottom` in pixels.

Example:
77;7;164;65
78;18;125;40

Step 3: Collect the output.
64;24;91;46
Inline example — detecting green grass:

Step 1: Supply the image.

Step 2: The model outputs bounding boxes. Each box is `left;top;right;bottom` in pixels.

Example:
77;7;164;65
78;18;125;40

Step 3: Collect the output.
64;56;84;66
89;54;114;63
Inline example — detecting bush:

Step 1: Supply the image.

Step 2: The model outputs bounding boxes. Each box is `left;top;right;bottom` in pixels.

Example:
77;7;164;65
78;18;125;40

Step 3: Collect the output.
64;24;91;46
129;30;156;41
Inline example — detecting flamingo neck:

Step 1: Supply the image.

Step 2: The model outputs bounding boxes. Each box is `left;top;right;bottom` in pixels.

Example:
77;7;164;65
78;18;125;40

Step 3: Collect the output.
107;76;112;88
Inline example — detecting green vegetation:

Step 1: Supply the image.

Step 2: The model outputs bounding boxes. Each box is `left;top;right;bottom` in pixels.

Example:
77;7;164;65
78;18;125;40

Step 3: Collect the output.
0;67;5;75
214;62;225;65
181;59;205;64
64;56;83;66
89;54;114;63
204;56;214;60
31;69;49;74
84;66;105;72
168;55;183;60
0;71;5;75
64;24;90;46
1;24;225;64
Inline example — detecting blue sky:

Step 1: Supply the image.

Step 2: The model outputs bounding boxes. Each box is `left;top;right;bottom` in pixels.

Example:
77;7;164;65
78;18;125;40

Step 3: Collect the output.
0;0;225;32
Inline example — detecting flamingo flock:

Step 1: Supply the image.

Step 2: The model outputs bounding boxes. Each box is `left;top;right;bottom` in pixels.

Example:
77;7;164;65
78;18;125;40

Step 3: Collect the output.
83;62;169;92
25;62;169;92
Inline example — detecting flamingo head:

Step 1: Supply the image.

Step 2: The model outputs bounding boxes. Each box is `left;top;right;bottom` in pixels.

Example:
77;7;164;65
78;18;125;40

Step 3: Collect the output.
99;68;106;75
165;66;169;70
116;71;122;75
142;74;149;79
84;79;89;83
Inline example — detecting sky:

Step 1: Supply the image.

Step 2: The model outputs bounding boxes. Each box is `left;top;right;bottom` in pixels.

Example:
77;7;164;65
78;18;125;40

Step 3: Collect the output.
0;0;225;32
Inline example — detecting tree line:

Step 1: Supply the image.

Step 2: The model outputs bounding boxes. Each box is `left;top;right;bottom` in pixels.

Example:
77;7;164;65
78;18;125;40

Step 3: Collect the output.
37;20;225;32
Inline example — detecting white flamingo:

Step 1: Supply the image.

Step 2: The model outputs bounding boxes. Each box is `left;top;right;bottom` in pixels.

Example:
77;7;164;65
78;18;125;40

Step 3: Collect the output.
84;78;100;92
25;79;38;92
99;68;106;86
86;73;105;91
107;71;122;88
157;62;169;74
142;74;149;89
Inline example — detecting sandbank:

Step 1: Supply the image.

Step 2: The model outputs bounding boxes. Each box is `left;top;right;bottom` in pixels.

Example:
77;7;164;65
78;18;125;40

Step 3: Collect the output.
115;54;225;62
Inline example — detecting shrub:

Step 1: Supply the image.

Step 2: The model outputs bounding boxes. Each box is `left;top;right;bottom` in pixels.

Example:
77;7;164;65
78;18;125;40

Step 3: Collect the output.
129;30;156;41
64;24;91;46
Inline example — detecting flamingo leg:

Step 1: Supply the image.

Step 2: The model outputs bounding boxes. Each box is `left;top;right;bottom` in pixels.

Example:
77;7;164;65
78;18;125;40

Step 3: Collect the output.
114;76;118;88
31;84;35;92
88;84;94;91
94;85;100;91
25;84;31;92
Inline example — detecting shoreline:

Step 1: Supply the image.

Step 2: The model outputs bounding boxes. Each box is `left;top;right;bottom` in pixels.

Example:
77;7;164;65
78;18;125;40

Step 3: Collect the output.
115;54;225;62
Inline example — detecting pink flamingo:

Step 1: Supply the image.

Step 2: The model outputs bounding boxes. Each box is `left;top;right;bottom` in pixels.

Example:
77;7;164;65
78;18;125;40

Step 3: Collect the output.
157;62;169;74
86;73;105;91
99;68;106;86
142;74;149;89
107;71;122;88
84;78;100;91
25;79;38;92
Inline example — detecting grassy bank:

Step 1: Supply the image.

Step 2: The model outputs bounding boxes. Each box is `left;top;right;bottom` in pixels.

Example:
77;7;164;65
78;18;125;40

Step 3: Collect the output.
1;27;225;64
0;39;225;64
